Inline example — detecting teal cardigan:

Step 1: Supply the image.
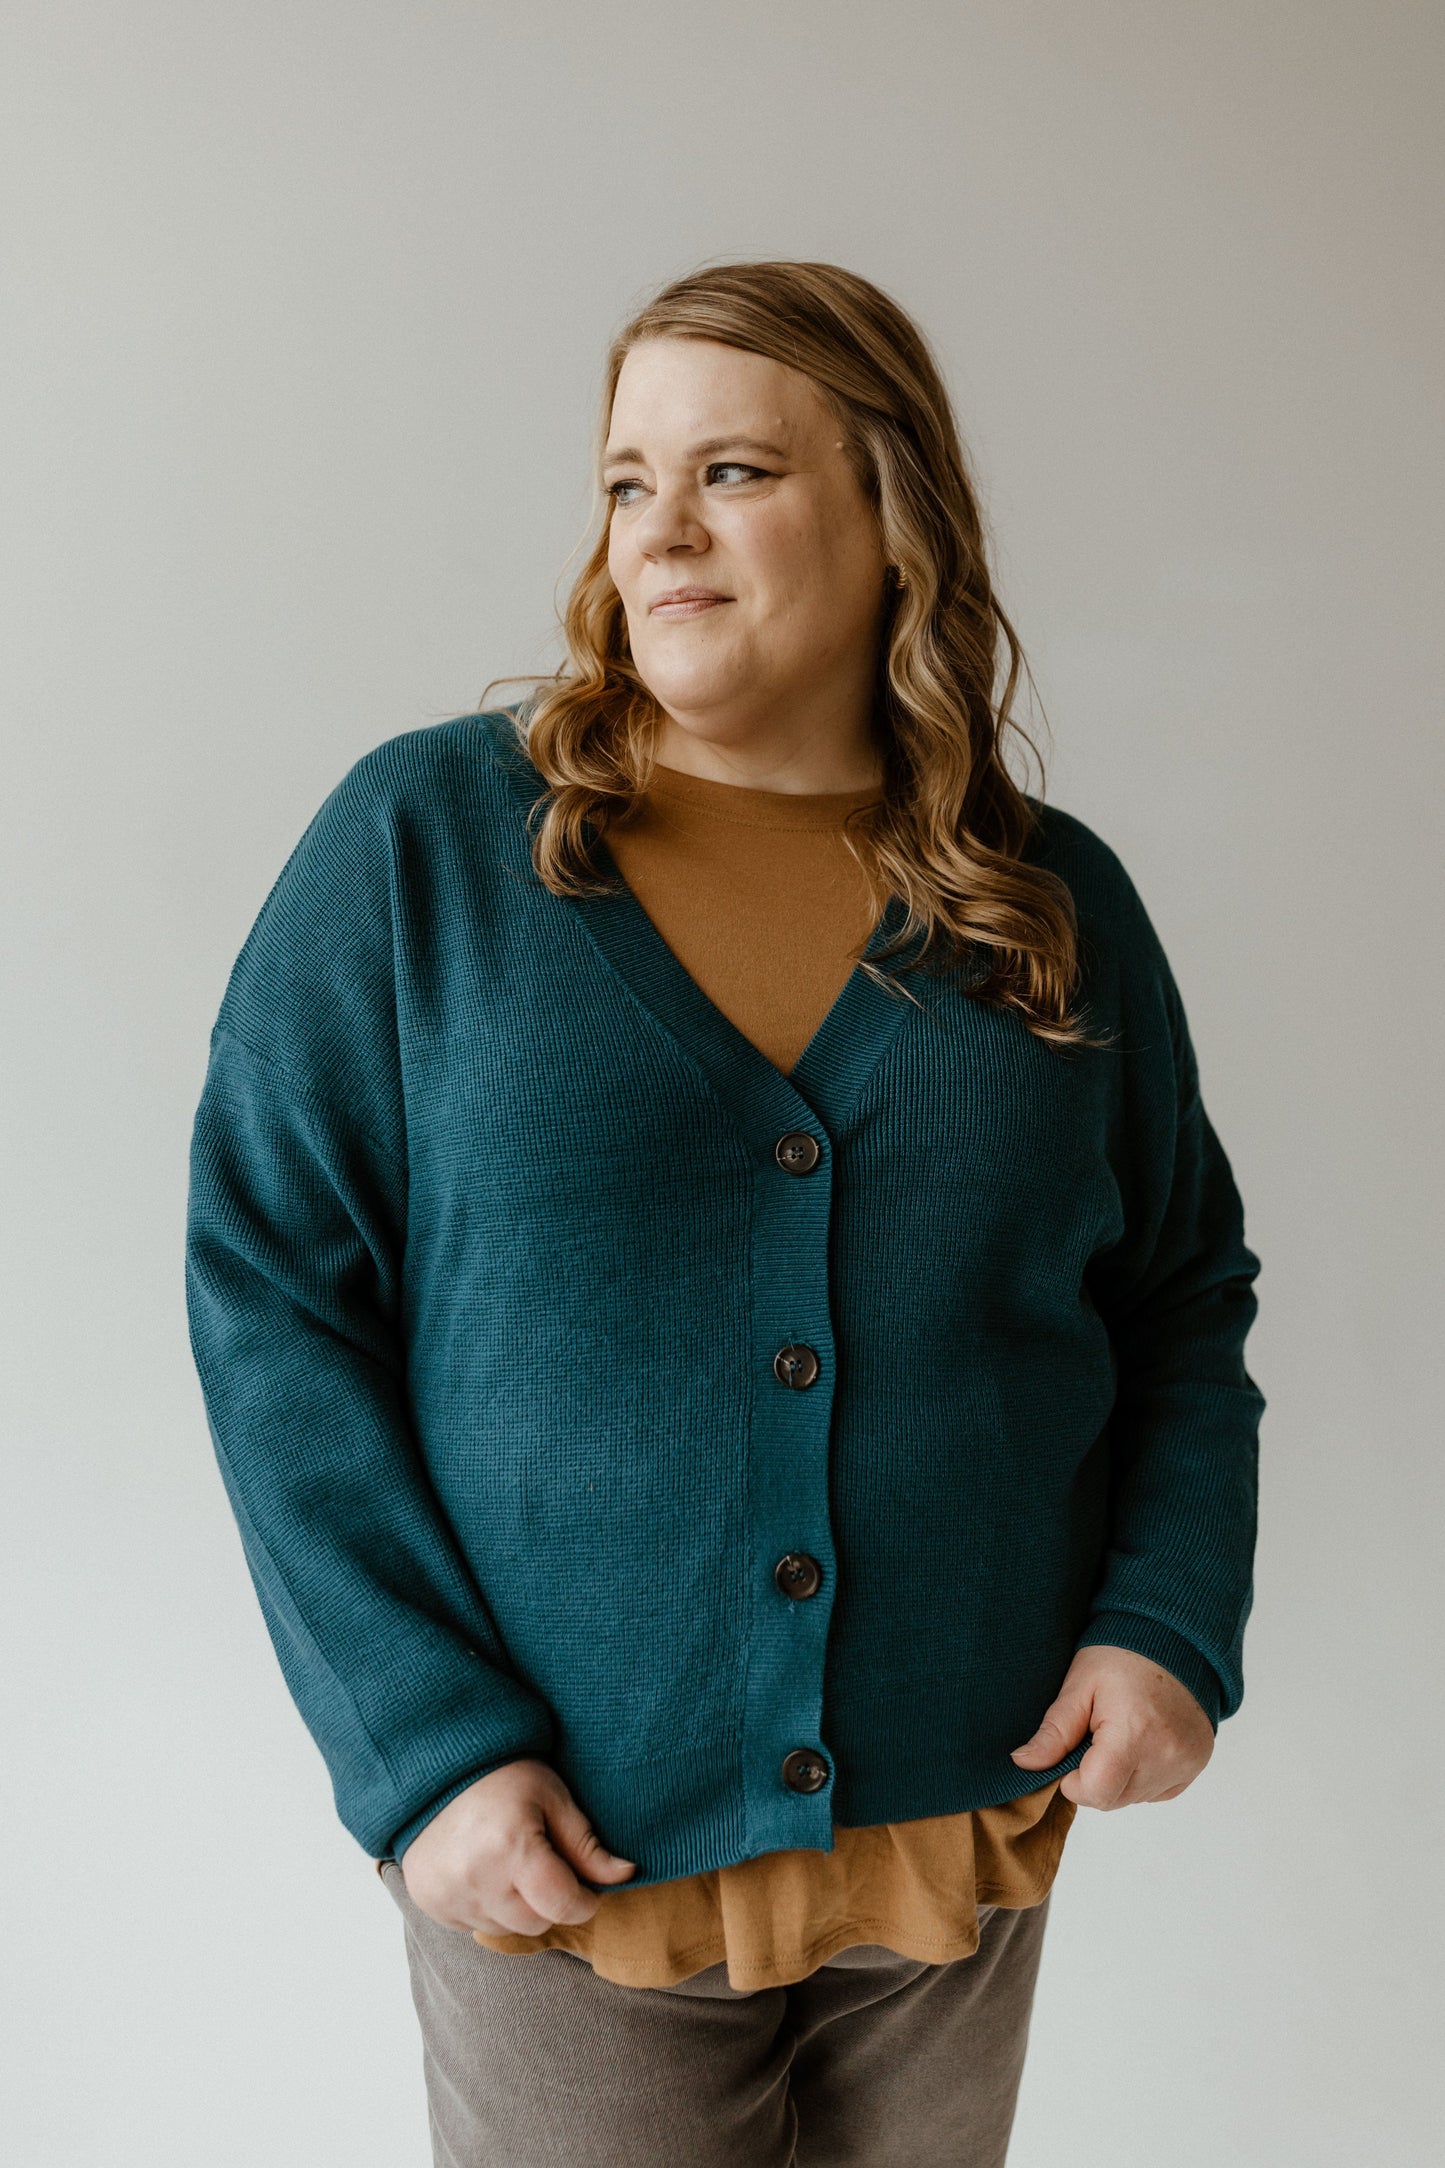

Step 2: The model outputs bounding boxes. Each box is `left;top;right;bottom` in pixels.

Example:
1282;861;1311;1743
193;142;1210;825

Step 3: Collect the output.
184;708;1265;1879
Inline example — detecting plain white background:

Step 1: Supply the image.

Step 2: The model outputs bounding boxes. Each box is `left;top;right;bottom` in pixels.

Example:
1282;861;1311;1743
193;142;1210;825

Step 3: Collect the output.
3;3;1441;2162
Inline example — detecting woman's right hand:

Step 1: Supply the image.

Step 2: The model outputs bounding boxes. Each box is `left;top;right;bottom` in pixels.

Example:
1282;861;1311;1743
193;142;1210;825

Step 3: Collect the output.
395;1758;638;1934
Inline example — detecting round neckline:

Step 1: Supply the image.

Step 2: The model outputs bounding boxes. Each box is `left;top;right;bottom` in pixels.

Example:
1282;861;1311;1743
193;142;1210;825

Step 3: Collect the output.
644;760;884;832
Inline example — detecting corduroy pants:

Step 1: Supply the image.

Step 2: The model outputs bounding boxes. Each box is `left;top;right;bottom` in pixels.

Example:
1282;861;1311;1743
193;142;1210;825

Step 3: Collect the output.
377;1856;1053;2166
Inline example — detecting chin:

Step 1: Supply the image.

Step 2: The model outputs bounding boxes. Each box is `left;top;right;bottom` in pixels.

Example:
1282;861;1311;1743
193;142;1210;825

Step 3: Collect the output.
634;654;751;716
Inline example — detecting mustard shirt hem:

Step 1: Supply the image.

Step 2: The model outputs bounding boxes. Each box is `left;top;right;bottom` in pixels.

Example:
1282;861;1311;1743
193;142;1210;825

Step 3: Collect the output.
471;1785;1077;1991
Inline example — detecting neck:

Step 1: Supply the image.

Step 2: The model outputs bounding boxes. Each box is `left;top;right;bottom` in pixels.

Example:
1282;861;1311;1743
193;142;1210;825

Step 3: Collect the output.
651;705;884;797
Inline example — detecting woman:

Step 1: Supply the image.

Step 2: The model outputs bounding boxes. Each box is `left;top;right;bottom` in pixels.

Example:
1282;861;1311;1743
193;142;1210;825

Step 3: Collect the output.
186;260;1264;2166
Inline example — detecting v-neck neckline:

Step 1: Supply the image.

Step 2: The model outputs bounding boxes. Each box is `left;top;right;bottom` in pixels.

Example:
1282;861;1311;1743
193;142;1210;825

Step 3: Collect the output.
481;710;923;1145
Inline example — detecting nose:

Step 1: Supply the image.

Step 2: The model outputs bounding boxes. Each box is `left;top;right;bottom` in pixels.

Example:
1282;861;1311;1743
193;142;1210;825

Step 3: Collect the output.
631;476;707;561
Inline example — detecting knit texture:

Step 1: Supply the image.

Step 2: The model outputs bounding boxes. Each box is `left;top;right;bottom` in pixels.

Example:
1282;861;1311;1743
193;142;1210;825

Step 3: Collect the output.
184;708;1265;1878
463;755;1073;1987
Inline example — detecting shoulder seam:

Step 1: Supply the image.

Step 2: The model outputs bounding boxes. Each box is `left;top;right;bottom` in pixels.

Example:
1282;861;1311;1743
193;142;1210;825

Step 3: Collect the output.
208;1023;409;1176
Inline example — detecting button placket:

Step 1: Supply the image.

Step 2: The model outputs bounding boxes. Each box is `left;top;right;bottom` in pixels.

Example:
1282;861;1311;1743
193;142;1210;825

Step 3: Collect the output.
769;1127;834;1804
738;1100;843;1859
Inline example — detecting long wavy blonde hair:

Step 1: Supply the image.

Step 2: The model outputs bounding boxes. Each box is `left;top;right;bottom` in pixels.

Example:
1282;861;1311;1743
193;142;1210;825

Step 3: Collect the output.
482;258;1102;1049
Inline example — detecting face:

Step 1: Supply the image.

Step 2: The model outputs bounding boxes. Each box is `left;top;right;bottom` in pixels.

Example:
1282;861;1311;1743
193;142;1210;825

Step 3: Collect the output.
602;336;890;768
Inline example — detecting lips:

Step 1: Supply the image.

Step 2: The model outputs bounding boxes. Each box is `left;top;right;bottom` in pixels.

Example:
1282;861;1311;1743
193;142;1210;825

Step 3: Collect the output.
649;589;730;616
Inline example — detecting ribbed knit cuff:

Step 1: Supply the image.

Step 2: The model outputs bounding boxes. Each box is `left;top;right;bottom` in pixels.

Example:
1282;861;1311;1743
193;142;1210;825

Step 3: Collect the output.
1073;1611;1224;1731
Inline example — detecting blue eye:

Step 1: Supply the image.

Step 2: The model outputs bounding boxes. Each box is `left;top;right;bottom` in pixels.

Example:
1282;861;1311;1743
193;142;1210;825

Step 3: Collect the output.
604;462;768;506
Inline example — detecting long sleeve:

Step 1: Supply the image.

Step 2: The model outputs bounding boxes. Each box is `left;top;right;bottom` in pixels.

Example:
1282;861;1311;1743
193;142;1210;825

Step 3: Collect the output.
1075;890;1266;1731
185;758;555;1861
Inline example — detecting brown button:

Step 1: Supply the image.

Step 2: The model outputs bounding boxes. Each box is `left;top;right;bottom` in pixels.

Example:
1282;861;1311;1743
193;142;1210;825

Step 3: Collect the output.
773;1344;820;1389
781;1748;831;1794
774;1130;821;1175
774;1552;823;1599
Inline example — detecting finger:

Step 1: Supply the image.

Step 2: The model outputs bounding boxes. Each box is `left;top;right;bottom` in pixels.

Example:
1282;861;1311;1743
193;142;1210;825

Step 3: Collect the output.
510;1829;604;1930
1010;1699;1091;1765
464;1885;565;1936
421;1888;560;1937
1061;1740;1140;1810
454;1881;579;1938
544;1790;637;1883
433;1872;562;1937
466;1903;555;1938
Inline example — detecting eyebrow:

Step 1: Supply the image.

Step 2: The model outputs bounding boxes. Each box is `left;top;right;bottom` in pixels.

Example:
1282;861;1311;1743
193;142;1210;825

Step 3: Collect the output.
600;435;790;470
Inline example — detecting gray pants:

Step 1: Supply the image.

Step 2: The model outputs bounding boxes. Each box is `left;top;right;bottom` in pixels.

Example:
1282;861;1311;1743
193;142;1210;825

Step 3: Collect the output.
377;1857;1053;2166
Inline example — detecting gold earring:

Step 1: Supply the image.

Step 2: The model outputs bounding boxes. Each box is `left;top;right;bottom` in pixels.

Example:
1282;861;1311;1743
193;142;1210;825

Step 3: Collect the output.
891;564;908;589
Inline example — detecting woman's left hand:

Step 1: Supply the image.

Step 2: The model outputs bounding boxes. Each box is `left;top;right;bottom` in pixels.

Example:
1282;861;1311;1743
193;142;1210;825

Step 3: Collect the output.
1008;1644;1216;1807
